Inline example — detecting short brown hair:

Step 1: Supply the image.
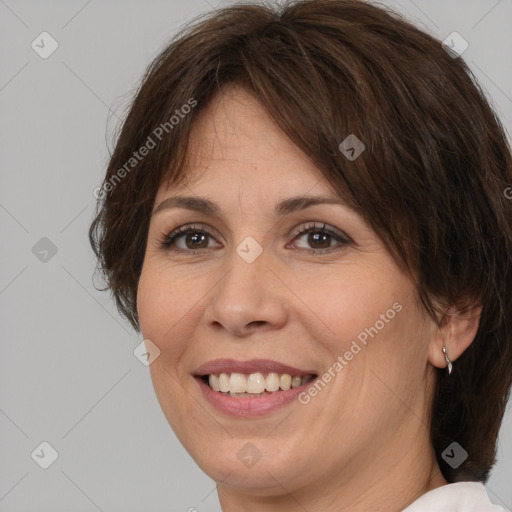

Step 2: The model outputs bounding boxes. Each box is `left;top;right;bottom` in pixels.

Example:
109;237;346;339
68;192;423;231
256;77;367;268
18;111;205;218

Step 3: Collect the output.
89;0;512;483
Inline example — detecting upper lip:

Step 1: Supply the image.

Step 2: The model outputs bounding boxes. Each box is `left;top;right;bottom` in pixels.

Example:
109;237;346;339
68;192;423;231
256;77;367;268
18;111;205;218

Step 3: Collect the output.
193;359;317;377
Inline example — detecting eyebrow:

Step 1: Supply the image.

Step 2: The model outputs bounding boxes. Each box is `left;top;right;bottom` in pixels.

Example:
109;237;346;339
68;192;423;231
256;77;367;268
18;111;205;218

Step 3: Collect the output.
152;194;349;217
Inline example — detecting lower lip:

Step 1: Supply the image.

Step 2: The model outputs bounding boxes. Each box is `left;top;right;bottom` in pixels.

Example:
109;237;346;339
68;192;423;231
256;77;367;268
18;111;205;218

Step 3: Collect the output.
195;377;314;417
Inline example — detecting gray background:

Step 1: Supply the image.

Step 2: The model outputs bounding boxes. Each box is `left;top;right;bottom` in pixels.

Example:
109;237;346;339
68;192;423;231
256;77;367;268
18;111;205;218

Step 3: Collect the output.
1;0;511;510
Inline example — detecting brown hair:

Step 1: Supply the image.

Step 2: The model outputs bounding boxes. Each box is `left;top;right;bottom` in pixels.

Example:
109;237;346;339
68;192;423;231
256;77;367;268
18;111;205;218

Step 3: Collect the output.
89;0;512;483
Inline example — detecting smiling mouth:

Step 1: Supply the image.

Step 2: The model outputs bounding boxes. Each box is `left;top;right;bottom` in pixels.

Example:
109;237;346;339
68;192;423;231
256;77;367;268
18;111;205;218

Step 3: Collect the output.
200;372;317;398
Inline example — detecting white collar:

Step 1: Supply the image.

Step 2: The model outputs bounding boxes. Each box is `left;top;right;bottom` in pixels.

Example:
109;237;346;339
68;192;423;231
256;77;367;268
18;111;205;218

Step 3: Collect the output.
402;482;506;511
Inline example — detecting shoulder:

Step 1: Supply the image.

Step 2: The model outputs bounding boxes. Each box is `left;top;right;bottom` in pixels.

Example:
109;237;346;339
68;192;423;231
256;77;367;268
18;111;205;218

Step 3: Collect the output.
402;482;507;512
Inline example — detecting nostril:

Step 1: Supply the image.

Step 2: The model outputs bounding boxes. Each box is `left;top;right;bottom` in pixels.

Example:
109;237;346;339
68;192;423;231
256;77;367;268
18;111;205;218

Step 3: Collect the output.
248;321;266;327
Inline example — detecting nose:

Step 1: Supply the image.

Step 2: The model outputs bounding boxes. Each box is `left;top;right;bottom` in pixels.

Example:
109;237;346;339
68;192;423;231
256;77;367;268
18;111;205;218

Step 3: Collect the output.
203;243;288;337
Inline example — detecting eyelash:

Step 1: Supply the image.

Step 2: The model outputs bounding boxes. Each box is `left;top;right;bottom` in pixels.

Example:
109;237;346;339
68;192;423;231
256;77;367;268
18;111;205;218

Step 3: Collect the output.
159;222;351;256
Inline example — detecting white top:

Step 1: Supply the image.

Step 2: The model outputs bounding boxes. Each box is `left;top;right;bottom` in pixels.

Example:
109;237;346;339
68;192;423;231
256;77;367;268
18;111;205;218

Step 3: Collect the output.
402;482;507;511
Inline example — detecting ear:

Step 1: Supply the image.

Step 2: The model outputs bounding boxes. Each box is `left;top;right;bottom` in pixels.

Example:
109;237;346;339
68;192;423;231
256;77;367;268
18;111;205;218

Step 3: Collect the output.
428;303;482;369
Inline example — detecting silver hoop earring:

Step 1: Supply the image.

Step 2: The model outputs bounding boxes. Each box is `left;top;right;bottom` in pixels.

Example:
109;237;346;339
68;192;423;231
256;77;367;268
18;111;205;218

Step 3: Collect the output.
442;346;453;376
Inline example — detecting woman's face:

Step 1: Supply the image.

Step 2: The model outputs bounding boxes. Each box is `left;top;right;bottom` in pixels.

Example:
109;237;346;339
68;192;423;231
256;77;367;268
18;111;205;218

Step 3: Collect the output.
137;86;439;498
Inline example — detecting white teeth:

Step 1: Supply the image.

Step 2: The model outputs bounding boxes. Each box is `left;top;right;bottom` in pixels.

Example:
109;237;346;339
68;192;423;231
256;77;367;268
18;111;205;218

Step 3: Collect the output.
219;373;230;393
247;372;266;394
229;373;247;393
279;374;292;391
265;372;280;392
206;372;314;394
209;374;220;392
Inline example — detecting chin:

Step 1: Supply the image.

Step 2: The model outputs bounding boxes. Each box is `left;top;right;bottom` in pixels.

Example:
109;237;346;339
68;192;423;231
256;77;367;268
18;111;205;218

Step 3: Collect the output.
179;429;310;493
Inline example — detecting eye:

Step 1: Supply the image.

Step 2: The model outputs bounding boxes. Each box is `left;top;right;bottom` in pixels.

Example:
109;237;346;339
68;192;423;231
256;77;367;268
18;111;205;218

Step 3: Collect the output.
159;222;351;255
289;222;351;255
160;224;221;254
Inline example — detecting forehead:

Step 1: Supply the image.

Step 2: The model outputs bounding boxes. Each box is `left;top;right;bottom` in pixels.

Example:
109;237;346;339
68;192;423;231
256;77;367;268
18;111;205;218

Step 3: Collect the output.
159;85;335;198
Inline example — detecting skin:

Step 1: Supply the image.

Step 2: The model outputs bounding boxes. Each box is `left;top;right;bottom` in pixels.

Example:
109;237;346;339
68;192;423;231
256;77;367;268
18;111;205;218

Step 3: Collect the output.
136;84;481;511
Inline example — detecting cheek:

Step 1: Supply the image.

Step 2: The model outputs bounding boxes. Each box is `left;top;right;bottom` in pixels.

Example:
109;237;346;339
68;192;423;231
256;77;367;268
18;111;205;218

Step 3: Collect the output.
136;265;189;350
293;264;407;354
137;261;193;327
136;267;201;426
136;267;164;339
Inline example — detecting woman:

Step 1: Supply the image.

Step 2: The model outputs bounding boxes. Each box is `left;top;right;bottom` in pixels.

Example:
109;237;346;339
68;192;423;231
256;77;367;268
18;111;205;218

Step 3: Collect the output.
89;0;512;510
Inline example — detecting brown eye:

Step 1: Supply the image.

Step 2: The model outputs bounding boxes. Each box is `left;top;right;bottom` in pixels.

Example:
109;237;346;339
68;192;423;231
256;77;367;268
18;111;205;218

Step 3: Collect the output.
306;231;332;249
160;222;350;256
161;225;221;253
291;222;351;254
182;232;209;249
